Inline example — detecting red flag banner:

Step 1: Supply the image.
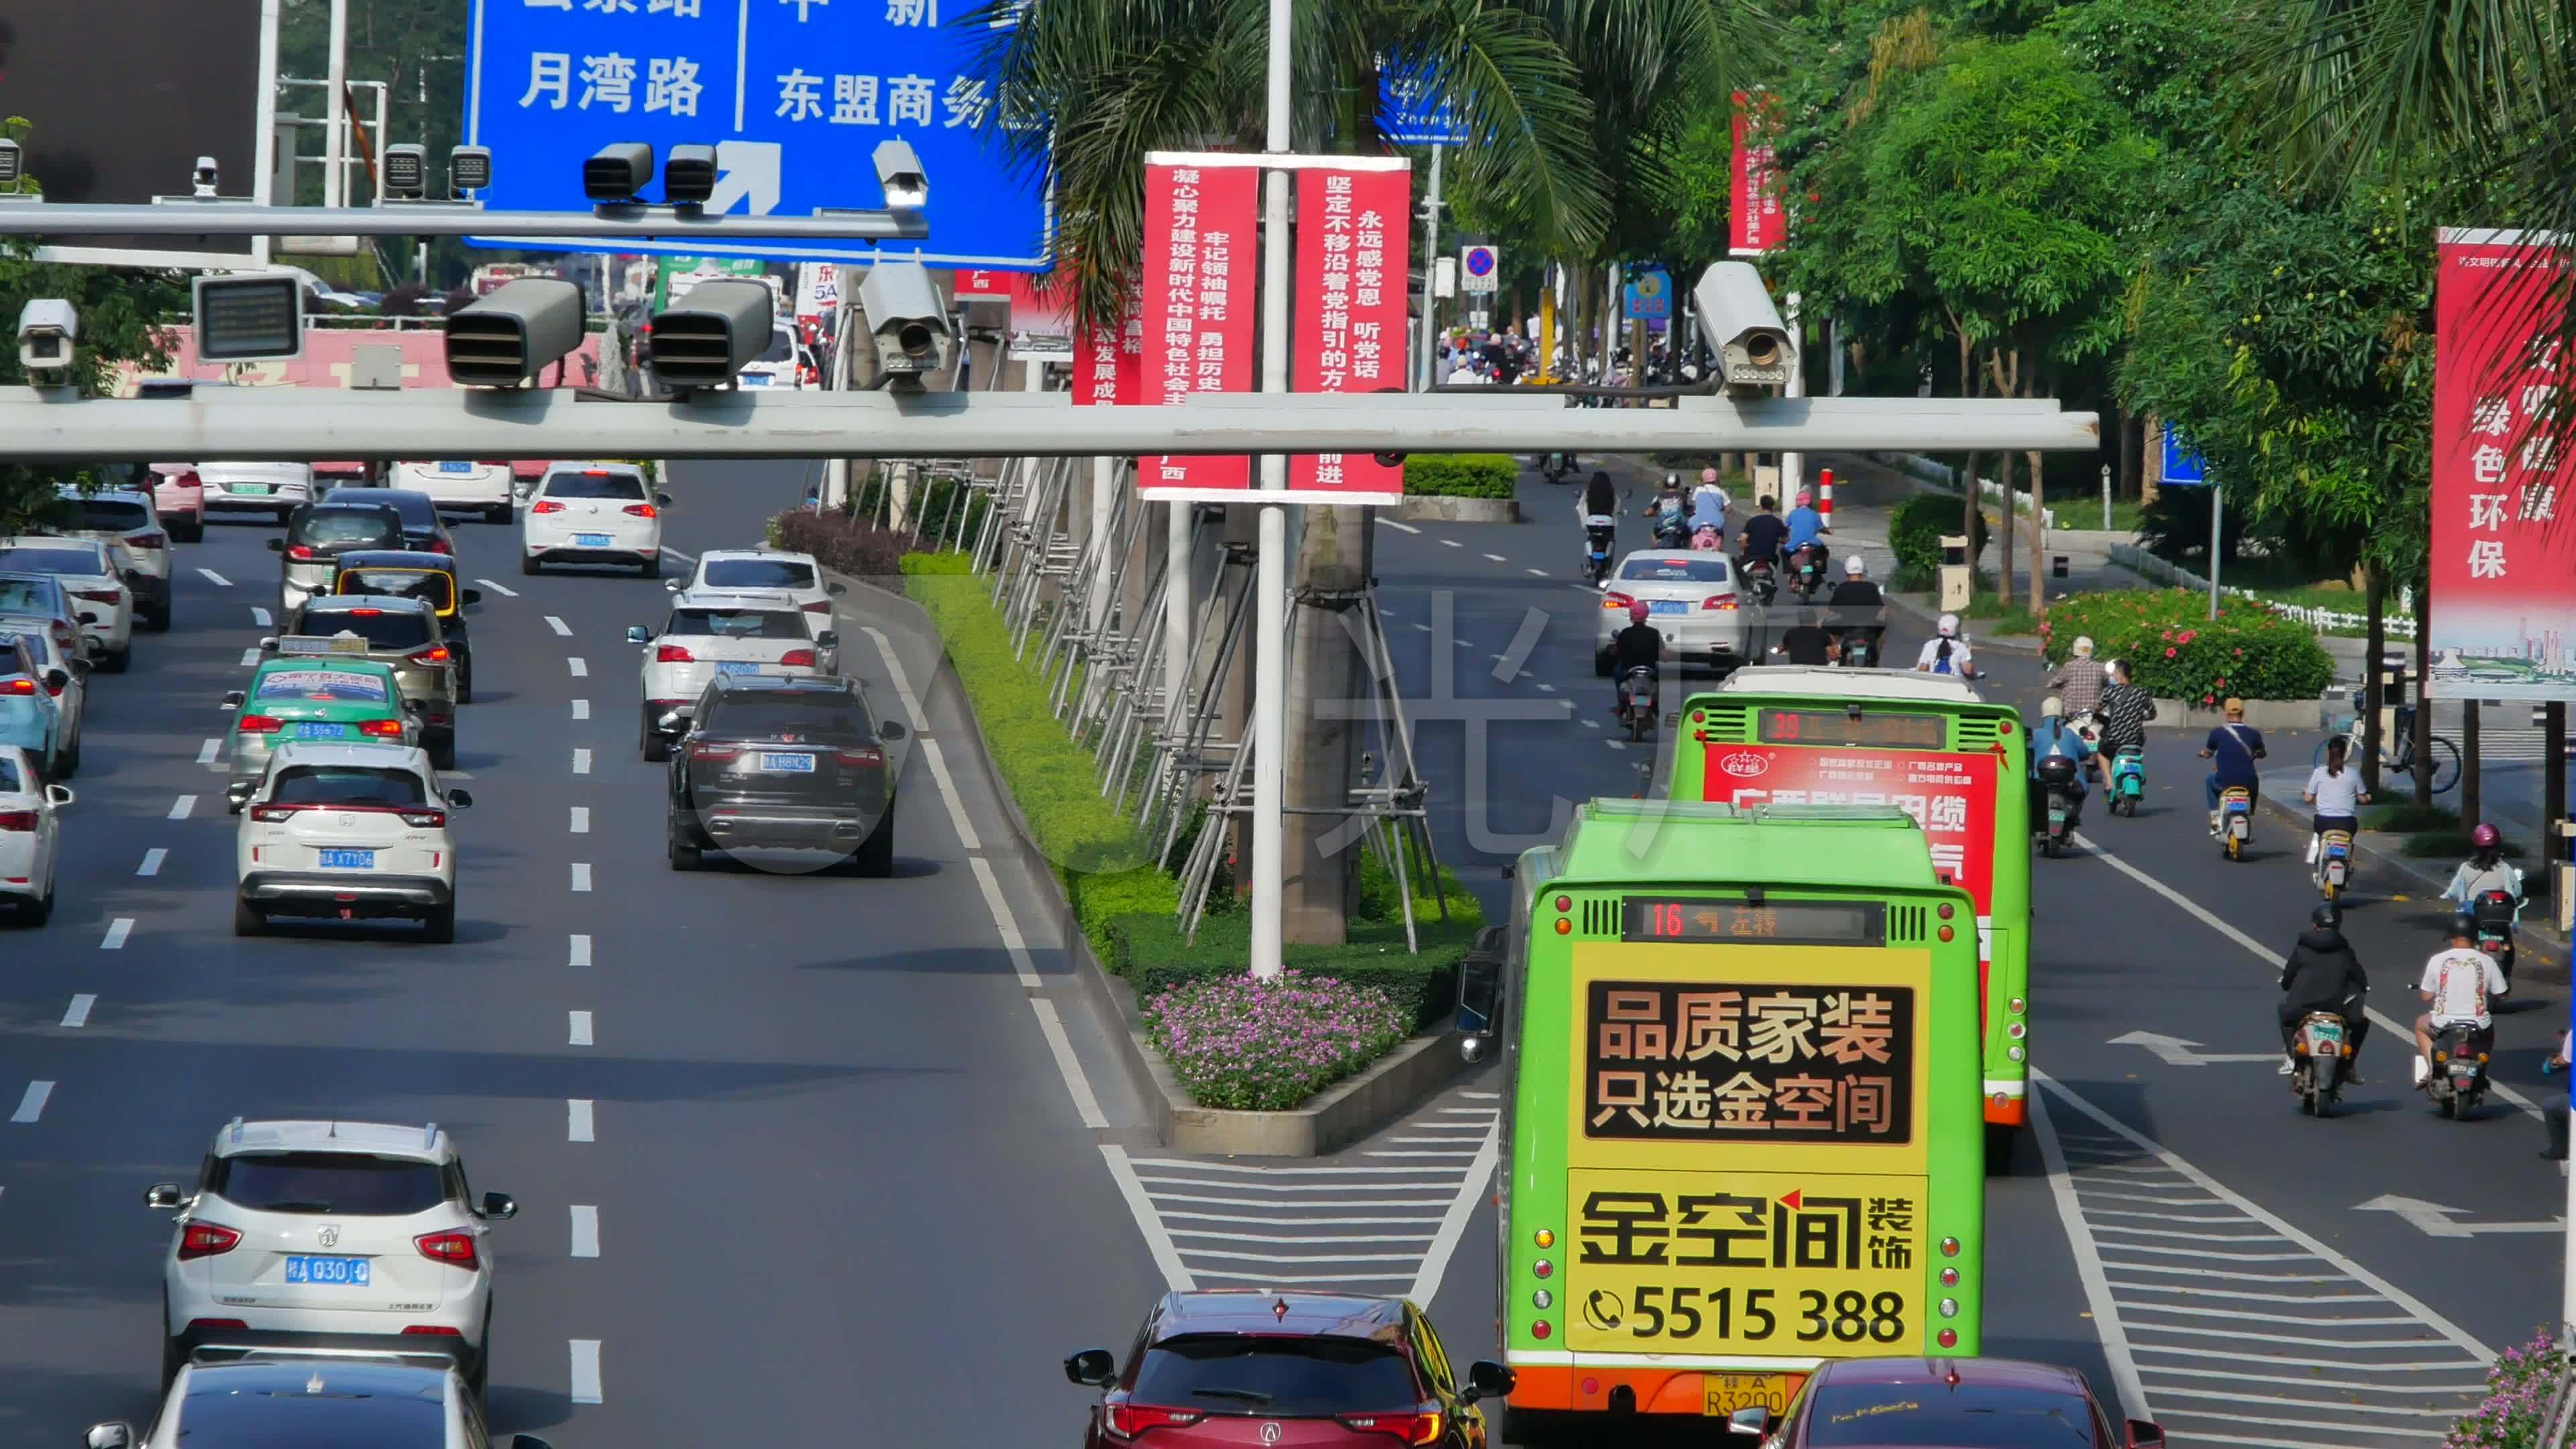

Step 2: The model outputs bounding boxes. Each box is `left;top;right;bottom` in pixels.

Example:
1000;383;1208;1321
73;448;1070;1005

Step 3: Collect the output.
1291;162;1410;501
1074;278;1144;409
1730;91;1784;256
2429;228;2576;701
1139;160;1258;496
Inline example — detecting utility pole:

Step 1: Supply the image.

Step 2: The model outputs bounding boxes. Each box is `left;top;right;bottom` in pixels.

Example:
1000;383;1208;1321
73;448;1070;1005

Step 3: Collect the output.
1414;144;1445;394
323;0;349;207
1782;292;1804;502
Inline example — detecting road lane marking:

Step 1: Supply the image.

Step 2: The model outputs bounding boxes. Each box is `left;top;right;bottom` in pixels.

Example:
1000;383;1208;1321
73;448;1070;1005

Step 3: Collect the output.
1440;539;1461;549
62;995;95;1029
571;863;592;892
966;855;1108;1132
546;614;572;637
568;657;588;677
238;648;260;666
572;698;590;720
569;1010;593;1046
169;795;195;819
1410;1118;1499;1303
570;806;590;833
570;1205;600;1257
137;848;166;877
1102;1146;1196;1291
474;578;519;598
1482;551;1506;562
195;739;220;765
573;747;592;775
859;626;929;731
1491;606;1547;682
570;933;592;966
11;1082;52;1122
567;1099;594;1142
197;568;231;587
662;546;696;564
918;739;980;850
101;918;133;950
1381;519;1421;534
568;1340;602;1403
1525;567;1548;577
968;857;1042;988
250;606;272;627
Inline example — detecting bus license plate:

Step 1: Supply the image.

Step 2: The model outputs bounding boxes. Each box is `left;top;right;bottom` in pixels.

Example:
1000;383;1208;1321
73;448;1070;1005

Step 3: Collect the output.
318;849;375;869
759;752;816;773
283;1254;371;1286
1703;1375;1788;1417
439;461;475;474
574;533;612;548
293;722;347;739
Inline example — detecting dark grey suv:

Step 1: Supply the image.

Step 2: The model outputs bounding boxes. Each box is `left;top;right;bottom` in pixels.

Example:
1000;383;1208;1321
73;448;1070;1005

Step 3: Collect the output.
663;674;906;874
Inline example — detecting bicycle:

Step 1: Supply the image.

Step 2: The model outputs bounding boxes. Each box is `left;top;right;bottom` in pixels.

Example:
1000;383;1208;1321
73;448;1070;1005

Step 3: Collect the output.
2314;702;2460;794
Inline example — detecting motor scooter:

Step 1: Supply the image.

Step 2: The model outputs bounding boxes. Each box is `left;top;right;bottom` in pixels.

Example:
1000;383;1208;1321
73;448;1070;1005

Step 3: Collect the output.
2424;1022;2491;1118
1739;557;1779;608
1789;546;1827;603
1541;452;1580;484
2108;746;2146;816
2472;888;2519;985
2218;786;2255;859
1836;629;1880;669
2290;1011;2351;1116
1583;515;1617;587
2035;755;2082;859
2314;828;2355;900
1618;665;1659;743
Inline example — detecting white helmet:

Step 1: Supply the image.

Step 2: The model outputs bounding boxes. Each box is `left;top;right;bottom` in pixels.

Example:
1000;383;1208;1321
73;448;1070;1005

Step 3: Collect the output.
2041;696;2065;718
2073;635;2096;657
1843;555;1867;576
1937;612;1960;637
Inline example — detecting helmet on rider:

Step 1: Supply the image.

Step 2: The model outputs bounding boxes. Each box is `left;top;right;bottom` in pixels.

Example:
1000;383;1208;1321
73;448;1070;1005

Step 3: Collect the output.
2041;696;2065;720
1937;612;1960;637
1662;472;1682;491
1629;600;1651;624
2310;902;2341;931
1699;467;1719;484
1843;555;1867;576
2073;636;2096;658
2472;822;2502;851
2449;912;2479;942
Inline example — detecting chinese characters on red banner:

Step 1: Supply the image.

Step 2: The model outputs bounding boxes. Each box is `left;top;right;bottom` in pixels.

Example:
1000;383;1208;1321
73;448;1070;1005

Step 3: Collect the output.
2429;230;2576;700
1075;278;1143;409
1138;162;1258;494
1730;92;1785;256
1291;166;1409;500
1700;746;1999;918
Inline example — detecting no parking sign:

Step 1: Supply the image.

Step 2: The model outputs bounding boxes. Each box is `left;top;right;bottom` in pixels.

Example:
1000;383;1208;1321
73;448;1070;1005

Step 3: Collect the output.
1460;244;1499;294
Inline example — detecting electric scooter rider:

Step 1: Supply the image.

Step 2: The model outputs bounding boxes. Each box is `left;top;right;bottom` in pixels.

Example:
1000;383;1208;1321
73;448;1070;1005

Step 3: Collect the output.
2303;737;2371;866
2028;696;2093;835
1690;468;1731;538
2276;901;2369;1079
1609;598;1665;716
2440;821;2526;969
2413;914;2507;1087
2095;659;2155;788
1644;475;1690;547
1784;488;1828;582
1826;555;1884;662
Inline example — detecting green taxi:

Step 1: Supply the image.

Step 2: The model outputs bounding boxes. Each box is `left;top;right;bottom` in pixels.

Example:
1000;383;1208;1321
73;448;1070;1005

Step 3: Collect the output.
220;657;419;811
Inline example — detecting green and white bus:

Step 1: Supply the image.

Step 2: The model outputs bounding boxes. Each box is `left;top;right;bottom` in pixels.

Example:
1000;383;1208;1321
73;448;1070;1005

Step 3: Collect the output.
1666;667;2034;1163
1455;800;1985;1443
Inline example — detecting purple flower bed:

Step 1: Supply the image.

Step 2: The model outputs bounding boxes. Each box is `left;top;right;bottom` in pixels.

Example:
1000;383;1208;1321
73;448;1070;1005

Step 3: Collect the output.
2447;1333;2567;1449
1144;970;1411;1111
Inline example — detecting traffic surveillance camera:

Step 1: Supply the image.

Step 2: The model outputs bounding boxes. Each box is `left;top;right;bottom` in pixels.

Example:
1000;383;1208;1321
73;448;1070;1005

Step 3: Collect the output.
382;144;428;201
0;139;22;187
872;139;927;211
448;146;492;197
1690;262;1796;396
664;144;718;207
646;278;773;390
583;142;654;203
858;260;952;379
444;277;586;386
192;156;220;198
18;298;78;377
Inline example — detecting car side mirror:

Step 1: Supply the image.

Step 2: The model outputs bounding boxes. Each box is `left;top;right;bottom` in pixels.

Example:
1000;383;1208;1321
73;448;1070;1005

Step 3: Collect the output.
44;784;74;808
462;588;484;606
1064;1348;1117;1387
658;710;688;733
225;781;255;813
447;789;474;810
2125;1420;2165;1449
258;637;278;651
826;582;849;596
84;1422;134;1449
1728;1407;1773;1438
626;626;651;645
480;1191;518;1220
221;689;245;710
654;491;674;506
663;578;681;593
508;1436;555;1449
144;1182;187;1210
816;630;840;649
265;537;284;552
42;667;66;690
1460;1360;1515;1405
878;720;907;742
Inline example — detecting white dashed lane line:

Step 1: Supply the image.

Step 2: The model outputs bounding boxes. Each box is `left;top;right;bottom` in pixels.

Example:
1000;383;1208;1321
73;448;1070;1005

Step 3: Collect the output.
1440;538;1462;549
11;1081;54;1122
197;568;231;587
570;1205;600;1258
662;547;696;566
571;863;592;893
473;578;519;598
570;806;590;834
918;739;980;851
573;748;592;775
569;933;592;966
1482;552;1506;562
566;1099;595;1142
568;1011;594;1046
568;657;588;678
100;918;133;950
195;739;219;765
237;648;260;666
61;995;95;1029
1381;519;1421;534
168;795;195;820
568;1339;603;1404
546;615;573;637
250;606;272;627
572;699;590;720
136;848;166;877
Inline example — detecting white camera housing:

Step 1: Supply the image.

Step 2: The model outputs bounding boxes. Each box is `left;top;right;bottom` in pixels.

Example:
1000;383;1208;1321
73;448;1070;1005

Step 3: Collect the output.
1691;262;1797;396
18;298;78;377
192;155;220;198
859;260;953;379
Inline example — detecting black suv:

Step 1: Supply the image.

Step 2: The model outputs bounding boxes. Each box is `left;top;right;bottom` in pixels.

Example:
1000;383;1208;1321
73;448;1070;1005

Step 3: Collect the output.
663;674;906;874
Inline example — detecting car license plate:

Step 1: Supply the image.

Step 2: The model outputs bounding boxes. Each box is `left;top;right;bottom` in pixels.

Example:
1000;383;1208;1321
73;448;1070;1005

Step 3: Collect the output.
759;752;816;773
292;722;347;739
230;483;272;495
1649;599;1688;615
1703;1375;1788;1417
318;849;376;869
283;1254;371;1286
716;661;763;675
438;461;474;474
574;532;612;548
740;373;771;385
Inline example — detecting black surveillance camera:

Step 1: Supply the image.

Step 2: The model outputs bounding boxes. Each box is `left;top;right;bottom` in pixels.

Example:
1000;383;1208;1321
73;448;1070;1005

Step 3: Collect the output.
583;143;653;203
664;145;717;206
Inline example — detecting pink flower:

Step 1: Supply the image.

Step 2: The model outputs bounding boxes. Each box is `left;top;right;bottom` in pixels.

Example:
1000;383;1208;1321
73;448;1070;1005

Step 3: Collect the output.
2165;647;2178;658
2203;694;2214;704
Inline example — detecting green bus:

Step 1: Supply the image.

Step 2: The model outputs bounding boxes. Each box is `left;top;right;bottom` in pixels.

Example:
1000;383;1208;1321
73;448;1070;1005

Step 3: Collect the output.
1666;666;2033;1163
1455;800;1985;1443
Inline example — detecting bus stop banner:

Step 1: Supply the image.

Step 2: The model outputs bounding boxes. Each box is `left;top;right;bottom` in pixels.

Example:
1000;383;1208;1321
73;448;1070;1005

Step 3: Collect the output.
2430;229;2576;702
1138;160;1258;496
1289;164;1409;503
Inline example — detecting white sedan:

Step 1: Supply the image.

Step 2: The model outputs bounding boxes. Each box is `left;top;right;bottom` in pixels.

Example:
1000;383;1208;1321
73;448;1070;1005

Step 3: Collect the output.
0;536;134;671
392;460;517;525
673;547;846;619
1592;549;1760;677
197;462;315;522
0;744;73;926
522;464;668;576
629;588;838;759
1;623;87;775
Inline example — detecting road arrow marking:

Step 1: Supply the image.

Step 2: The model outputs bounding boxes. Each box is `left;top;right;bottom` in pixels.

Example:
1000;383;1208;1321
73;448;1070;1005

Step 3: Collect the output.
707;141;783;216
2357;1194;2565;1238
2107;1030;2282;1067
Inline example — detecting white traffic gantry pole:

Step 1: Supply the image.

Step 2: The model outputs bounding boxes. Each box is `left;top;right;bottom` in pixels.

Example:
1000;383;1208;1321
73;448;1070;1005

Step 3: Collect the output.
323;0;350;208
1782;292;1804;505
1248;0;1295;979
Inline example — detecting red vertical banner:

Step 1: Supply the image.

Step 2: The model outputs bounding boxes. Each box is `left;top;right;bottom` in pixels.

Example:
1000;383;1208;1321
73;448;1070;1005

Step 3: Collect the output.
1075;278;1143;408
2429;229;2576;701
1140;160;1259;496
1730;91;1784;256
1291;164;1410;501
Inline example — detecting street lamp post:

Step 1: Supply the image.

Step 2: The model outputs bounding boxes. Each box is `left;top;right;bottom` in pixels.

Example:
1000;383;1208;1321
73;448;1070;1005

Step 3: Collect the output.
1248;0;1295;979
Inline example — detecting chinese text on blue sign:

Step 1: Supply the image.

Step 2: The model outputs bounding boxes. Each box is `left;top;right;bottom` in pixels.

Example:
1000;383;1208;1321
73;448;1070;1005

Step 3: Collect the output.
464;0;1051;268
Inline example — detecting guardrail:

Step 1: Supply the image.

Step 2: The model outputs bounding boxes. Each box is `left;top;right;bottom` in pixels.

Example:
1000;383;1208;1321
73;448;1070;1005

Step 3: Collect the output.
1872;450;2058;529
2108;543;2418;639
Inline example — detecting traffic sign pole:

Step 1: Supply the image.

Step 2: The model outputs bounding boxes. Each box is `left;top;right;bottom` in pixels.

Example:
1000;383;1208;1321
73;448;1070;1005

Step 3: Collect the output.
1414;144;1445;394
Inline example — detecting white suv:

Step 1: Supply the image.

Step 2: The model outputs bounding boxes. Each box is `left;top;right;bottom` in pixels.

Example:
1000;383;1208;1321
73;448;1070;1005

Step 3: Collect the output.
56;486;174;631
0;535;134;671
392;460;515;525
148;1118;519;1397
628;588;839;759
233;741;470;941
522;462;668;576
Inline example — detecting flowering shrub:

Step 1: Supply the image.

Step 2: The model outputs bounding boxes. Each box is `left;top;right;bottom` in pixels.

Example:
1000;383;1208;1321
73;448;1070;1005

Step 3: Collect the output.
2444;1333;2567;1449
1145;970;1412;1111
2038;589;2334;702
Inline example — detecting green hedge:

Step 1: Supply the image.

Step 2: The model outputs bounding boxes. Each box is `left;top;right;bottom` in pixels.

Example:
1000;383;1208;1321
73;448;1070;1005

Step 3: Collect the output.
1110;914;1481;1031
1403;453;1519;498
2037;590;2334;702
1889;493;1991;585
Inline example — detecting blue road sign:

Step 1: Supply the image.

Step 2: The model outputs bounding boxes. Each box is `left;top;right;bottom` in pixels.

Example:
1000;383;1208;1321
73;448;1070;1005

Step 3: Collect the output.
462;0;1050;268
2160;424;2210;486
1623;265;1672;322
1379;60;1467;146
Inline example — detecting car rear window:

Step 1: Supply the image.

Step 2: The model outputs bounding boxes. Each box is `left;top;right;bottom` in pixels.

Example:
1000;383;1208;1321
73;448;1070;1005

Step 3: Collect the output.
168;1381;447;1448
255;669;391;703
0;547;103;576
1130;1336;1420;1415
757;329;794;363
206;1150;447;1216
702;557;817;590
335;568;454;612
669;608;806;639
290;507;405;548
1805;1382;2099;1449
543;469;647;500
0;578;66;613
64;499;152;532
1620;555;1730;584
271;765;430;807
702;691;873;740
298;610;435;649
0;755;21;793
325;490;436;530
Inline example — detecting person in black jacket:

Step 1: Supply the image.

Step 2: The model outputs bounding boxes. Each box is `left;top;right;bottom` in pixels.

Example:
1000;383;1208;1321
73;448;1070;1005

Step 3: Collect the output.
2278;902;2370;1081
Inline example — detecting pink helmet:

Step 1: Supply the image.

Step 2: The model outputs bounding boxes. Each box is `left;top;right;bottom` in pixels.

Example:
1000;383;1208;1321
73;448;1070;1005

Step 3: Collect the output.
1629;600;1651;624
2472;822;2502;849
1700;467;1719;484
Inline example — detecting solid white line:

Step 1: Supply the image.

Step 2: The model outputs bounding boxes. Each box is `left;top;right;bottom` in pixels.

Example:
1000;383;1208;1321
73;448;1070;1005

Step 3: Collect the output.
1168;1228;1432;1245
137;848;167;877
250;606;272;627
11;1081;52;1123
570;933;592;966
2139;1366;2491;1395
2143;1409;2445;1439
2123;1321;2445;1350
546;614;572;637
571;863;592;892
967;856;1042;989
2085;1242;2312;1262
62;995;95;1029
239;647;261;666
2032;1079;2153;1423
474;578;519;598
570;806;590;833
2143;1385;2463;1418
1435;1106;1497;1115
2075;831;2544;1120
2088;1225;2286;1244
1102;1144;1196;1291
919;738;981;850
195;739;220;765
100;918;133;950
1176;1247;1425;1265
570;1205;600;1258
1030;998;1107;1128
569;1010;593;1046
1381;519;1421;534
1130;1160;1463;1176
1460;1090;1501;1098
2112;1283;2382;1305
568;1339;602;1404
1144;1192;1457;1210
859;625;929;731
567;1099;594;1142
568;657;588;677
573;747;592;775
169;794;195;819
197;567;231;587
1410;1118;1499;1305
1161;1212;1446;1227
1193;1270;1416;1285
1365;1149;1478;1159
572;699;590;720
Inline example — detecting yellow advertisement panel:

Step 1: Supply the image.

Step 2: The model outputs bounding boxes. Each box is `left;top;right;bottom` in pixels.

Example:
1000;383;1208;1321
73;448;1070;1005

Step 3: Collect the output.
1564;1168;1930;1355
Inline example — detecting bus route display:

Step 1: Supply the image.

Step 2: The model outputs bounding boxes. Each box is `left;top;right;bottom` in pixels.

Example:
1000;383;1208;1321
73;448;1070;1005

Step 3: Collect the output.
1758;709;1948;750
1622;898;1885;946
1583;980;1915;1142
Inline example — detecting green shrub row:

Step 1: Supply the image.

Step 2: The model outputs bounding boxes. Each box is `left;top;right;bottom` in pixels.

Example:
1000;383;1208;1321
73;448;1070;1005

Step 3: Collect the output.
1888;493;1992;586
1403;453;1519;498
2037;589;2335;702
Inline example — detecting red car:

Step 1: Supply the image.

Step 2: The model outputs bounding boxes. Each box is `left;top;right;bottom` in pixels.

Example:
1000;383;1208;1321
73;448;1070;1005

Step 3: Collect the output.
1067;1292;1515;1448
1726;1356;2163;1449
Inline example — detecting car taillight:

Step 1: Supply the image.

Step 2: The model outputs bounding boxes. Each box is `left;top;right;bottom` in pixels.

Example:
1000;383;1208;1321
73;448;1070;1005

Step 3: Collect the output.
286;543;317;561
186;1318;248;1334
428;538;453;554
778;648;817;667
531;500;567;515
178;1222;244;1260
832;746;883;767
1106;1405;1203;1439
0;678;30;695
51;623;74;649
0;811;35;832
803;600;832;613
402;1325;464;1337
398;809;447;828
237;714;284;734
1703;594;1737;610
129;531;167;550
656;644;696;663
357;718;407;738
74;589;121;604
623;503;658;519
415;646;451;663
249;803;305;822
690;741;741;763
1339;1412;1444;1444
349;607;384;616
415;1230;479;1270
1602;591;1636;610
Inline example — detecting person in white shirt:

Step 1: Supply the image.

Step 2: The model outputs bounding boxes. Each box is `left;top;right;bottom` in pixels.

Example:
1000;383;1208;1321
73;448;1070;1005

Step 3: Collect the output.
1914;613;1976;678
1445;362;1487;386
1690;468;1731;537
2412;916;2508;1084
2301;736;2371;864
